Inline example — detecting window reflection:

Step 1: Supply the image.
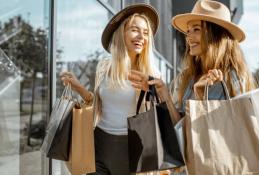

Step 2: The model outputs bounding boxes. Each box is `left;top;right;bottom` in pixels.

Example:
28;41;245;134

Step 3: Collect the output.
0;0;49;174
56;0;110;98
54;1;111;174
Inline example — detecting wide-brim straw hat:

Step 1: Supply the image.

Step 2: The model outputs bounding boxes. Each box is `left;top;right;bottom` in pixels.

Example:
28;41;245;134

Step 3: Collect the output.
102;4;159;52
171;0;245;42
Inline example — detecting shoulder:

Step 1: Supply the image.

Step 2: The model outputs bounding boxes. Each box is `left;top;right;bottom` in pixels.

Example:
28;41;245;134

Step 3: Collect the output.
169;73;183;108
94;58;111;89
96;58;110;71
95;58;111;76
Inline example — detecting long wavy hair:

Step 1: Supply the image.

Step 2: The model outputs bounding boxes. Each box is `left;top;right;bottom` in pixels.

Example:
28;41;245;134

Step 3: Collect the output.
178;21;255;105
108;13;157;89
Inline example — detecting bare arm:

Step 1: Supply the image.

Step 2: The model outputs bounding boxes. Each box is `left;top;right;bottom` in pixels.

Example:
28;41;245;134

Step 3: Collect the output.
148;78;181;125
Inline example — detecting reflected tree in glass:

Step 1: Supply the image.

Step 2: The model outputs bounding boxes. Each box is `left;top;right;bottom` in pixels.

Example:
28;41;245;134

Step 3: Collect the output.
1;16;48;149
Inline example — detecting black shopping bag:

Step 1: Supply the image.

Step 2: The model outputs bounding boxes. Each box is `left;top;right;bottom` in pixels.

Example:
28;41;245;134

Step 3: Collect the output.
127;83;184;173
41;85;75;161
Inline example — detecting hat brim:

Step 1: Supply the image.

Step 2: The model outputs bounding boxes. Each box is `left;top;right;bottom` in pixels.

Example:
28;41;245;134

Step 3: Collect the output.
102;4;159;52
172;13;245;42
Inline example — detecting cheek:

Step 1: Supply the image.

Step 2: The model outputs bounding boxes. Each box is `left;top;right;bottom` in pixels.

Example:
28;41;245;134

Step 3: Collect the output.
143;38;148;47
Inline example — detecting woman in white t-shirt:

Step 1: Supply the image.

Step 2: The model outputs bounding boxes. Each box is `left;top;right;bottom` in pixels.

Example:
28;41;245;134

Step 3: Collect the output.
61;4;161;175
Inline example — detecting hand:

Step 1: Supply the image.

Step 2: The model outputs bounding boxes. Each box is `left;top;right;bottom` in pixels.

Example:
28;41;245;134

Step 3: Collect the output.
128;70;149;91
148;77;170;102
194;69;223;99
128;70;170;101
60;71;83;91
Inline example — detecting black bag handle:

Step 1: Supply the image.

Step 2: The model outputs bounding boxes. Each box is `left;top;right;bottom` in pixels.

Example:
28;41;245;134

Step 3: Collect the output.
136;76;159;114
145;76;159;103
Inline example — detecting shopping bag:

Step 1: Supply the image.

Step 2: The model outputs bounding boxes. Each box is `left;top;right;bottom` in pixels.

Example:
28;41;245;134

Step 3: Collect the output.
185;82;259;175
174;118;185;159
127;85;184;173
41;85;75;161
66;104;96;175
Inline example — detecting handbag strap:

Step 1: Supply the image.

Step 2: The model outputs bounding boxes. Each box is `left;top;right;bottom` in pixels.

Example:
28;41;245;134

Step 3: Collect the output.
204;81;230;100
136;76;159;114
146;76;159;103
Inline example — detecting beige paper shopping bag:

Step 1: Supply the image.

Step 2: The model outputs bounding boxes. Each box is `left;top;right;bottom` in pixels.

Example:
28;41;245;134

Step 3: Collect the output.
66;105;95;175
185;85;259;175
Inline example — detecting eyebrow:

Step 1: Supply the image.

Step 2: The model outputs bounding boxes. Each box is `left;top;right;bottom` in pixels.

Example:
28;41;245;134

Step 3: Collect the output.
130;25;148;31
190;24;201;28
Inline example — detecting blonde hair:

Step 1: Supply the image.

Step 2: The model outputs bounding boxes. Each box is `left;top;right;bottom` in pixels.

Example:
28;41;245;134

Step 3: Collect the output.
108;13;156;88
178;21;255;104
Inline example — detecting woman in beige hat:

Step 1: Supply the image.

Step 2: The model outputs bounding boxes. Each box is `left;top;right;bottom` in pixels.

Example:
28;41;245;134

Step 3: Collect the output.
60;3;162;175
129;0;256;122
129;1;256;174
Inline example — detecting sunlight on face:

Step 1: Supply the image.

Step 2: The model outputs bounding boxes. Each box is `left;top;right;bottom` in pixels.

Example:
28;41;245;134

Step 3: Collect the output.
186;20;202;56
124;16;149;59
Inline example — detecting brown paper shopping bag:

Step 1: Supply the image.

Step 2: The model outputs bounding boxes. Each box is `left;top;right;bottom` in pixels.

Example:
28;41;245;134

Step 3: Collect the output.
185;83;259;175
66;105;95;175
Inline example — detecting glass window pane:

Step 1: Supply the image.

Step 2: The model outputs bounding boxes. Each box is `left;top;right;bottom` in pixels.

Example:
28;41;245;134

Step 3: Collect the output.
53;0;112;174
103;0;121;12
0;0;50;174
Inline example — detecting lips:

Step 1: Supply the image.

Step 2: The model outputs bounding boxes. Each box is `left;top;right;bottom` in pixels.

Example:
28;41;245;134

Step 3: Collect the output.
189;42;199;49
132;41;143;48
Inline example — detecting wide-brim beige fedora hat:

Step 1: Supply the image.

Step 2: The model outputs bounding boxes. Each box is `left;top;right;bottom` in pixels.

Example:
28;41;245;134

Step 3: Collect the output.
171;0;245;42
102;3;159;52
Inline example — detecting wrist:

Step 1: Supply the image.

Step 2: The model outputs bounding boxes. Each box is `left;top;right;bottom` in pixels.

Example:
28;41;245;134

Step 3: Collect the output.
157;88;170;102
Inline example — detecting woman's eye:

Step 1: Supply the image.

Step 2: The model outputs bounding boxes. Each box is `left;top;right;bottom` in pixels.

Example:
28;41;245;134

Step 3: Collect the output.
131;28;138;32
194;28;200;31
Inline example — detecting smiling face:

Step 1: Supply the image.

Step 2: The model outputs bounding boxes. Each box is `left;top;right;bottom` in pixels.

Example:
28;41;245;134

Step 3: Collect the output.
124;16;149;59
186;20;203;56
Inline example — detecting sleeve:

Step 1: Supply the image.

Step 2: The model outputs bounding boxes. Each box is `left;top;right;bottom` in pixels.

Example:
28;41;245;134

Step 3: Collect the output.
94;58;110;92
169;74;182;111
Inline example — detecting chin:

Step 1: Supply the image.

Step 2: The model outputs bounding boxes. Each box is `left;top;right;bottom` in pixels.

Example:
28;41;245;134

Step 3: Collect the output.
189;51;199;56
133;49;142;55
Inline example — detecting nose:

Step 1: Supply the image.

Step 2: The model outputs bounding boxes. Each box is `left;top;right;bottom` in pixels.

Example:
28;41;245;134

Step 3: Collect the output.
137;31;145;40
186;34;193;44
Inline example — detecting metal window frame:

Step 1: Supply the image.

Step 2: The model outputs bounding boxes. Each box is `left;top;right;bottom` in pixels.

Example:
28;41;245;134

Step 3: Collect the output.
47;0;57;174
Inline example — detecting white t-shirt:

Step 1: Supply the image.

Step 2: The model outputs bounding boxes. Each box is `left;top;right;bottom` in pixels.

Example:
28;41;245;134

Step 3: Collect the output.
97;77;136;135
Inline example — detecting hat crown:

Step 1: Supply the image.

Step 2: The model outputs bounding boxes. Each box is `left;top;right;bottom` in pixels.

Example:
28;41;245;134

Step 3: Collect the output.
192;0;231;22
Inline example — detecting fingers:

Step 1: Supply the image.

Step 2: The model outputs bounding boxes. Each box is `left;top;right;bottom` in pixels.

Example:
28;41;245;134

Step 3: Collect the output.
148;78;164;88
131;82;146;90
60;71;75;78
207;69;223;85
61;76;71;86
128;73;142;83
60;71;76;86
129;70;148;81
128;70;149;91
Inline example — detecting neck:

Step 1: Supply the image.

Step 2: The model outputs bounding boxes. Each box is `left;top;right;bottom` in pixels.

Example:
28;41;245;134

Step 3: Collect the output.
130;54;138;70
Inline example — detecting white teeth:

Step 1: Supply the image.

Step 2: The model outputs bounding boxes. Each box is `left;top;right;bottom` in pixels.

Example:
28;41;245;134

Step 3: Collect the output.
133;42;142;46
133;41;143;46
190;43;198;47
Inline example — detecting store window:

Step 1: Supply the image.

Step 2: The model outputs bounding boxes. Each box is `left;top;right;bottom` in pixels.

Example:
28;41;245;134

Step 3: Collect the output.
53;0;111;174
0;0;50;174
